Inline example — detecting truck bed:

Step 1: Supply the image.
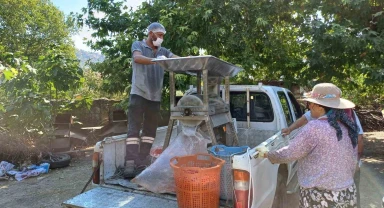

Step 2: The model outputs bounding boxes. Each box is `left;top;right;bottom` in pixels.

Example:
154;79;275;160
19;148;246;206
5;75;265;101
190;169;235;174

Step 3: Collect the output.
62;186;178;208
103;176;233;207
63;126;280;208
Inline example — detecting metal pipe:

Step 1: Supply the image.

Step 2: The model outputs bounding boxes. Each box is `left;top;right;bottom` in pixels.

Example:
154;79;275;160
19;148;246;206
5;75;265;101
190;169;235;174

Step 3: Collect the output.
163;119;175;150
225;76;230;105
197;72;201;95
169;72;175;109
246;87;250;128
202;69;208;112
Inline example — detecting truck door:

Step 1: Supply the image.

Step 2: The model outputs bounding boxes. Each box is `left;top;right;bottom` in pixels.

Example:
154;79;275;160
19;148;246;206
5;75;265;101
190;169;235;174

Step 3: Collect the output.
232;88;302;208
277;90;303;184
276;91;294;128
231;90;294;208
284;90;304;121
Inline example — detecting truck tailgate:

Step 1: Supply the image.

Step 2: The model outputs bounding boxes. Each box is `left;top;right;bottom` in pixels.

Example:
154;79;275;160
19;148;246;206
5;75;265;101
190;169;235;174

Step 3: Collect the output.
62;187;178;208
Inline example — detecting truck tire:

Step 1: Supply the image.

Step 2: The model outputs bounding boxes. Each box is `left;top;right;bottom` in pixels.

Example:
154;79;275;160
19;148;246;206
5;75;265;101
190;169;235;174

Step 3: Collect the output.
272;171;288;208
41;153;71;169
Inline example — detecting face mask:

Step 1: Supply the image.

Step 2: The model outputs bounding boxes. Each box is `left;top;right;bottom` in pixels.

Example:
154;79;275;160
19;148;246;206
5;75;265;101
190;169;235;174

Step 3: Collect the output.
152;34;163;46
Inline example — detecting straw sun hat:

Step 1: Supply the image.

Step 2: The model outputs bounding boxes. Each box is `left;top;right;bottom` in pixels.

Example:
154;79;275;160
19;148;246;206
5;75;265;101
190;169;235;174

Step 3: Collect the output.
300;83;355;109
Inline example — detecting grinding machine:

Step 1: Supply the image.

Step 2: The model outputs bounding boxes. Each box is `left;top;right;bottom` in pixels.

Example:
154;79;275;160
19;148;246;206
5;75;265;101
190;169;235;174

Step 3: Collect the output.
152;56;243;150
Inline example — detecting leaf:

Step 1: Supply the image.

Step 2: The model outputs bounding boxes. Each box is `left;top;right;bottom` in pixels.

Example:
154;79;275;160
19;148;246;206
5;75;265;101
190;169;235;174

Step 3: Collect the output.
368;30;379;36
178;26;188;32
75;94;83;100
232;4;240;11
203;10;212;20
52;65;62;76
373;11;383;18
256;18;268;26
0;103;5;112
3;70;15;80
27;128;38;133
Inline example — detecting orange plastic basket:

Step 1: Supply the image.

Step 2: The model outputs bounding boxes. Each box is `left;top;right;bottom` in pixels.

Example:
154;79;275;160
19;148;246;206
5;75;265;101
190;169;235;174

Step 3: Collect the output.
170;153;225;208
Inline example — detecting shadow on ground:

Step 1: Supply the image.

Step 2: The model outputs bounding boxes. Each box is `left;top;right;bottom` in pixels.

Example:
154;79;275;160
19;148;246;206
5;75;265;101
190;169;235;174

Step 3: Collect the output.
360;132;384;208
0;153;93;208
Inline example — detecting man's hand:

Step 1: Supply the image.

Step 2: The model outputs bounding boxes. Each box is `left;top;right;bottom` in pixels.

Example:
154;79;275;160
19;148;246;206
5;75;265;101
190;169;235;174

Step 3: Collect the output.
281;115;309;136
156;55;167;59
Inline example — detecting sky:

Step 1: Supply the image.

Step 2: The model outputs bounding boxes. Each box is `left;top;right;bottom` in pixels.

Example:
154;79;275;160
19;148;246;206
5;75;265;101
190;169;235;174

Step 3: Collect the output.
51;0;146;51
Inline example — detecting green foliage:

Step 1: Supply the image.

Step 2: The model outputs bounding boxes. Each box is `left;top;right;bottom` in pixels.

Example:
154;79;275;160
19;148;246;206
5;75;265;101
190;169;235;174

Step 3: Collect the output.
74;68;126;101
0;45;84;140
0;0;76;63
0;50;52;139
36;47;83;93
0;0;88;142
76;69;103;97
78;0;384;106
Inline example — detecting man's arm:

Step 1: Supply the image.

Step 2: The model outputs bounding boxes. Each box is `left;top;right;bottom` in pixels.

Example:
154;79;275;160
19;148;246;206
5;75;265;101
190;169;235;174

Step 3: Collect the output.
133;51;156;65
281;115;308;136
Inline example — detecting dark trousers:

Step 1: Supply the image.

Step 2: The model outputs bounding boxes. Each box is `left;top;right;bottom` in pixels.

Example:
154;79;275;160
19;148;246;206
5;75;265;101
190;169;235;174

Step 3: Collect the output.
126;94;160;164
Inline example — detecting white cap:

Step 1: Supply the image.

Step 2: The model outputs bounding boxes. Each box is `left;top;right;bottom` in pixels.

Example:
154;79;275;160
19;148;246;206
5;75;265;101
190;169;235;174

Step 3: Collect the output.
147;22;166;34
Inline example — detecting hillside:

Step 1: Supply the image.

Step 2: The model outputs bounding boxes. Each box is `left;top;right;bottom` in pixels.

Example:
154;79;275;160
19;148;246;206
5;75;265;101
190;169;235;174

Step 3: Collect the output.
76;49;105;67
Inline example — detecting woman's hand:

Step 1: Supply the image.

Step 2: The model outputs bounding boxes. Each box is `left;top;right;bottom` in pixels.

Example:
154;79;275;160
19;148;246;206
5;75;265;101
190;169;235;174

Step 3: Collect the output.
281;127;291;136
256;146;269;158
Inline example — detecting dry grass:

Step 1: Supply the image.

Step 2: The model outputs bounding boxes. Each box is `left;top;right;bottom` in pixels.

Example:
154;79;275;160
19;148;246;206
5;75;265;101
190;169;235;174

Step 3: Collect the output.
0;132;47;166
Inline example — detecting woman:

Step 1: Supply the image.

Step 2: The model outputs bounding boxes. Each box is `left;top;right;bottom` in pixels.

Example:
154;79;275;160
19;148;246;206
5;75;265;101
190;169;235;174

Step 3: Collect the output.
262;83;359;208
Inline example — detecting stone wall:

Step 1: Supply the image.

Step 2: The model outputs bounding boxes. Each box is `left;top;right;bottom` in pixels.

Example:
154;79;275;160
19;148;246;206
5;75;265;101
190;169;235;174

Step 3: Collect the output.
71;99;122;127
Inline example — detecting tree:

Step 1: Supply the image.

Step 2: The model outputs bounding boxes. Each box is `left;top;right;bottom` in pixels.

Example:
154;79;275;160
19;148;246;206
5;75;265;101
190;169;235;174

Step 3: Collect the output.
79;0;384;106
0;0;76;63
292;0;384;105
0;45;84;139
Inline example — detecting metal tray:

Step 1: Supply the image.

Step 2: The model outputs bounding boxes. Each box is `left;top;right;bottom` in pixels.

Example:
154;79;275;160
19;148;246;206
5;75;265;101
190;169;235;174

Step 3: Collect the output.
152;55;243;77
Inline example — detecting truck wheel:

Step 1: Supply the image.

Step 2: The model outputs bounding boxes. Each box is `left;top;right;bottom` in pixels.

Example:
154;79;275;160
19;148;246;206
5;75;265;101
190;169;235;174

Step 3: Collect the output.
272;171;288;208
41;153;71;169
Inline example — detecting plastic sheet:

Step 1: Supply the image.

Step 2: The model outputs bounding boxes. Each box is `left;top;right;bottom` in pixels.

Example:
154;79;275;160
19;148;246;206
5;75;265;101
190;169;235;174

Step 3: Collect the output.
132;126;209;194
0;161;15;177
14;168;48;181
7;163;50;181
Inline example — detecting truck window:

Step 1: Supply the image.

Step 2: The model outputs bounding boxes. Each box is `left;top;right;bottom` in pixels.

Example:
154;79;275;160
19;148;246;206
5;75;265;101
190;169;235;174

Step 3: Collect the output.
229;92;247;121
287;92;303;120
230;92;274;122
250;92;274;122
277;91;293;126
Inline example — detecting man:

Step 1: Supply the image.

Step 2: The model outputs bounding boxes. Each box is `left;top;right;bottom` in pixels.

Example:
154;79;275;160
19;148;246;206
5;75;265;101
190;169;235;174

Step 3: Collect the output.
124;22;178;177
282;105;364;208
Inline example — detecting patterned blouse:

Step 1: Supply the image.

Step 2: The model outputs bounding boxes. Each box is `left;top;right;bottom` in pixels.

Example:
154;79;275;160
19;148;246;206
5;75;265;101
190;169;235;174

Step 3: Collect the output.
268;119;358;191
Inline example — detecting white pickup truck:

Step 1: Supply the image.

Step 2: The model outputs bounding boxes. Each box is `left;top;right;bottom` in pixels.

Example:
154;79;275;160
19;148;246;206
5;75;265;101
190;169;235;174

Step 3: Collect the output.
63;57;304;208
63;86;303;208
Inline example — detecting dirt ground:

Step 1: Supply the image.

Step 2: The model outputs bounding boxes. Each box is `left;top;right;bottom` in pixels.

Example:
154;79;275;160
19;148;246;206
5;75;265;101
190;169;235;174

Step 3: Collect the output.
0;152;93;208
0;132;383;208
360;131;384;208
